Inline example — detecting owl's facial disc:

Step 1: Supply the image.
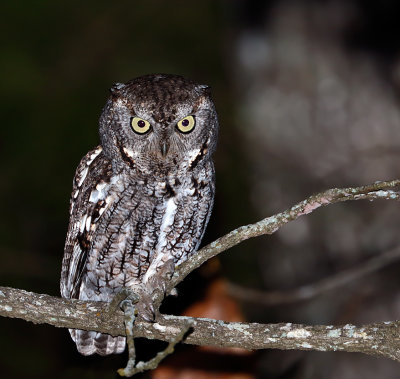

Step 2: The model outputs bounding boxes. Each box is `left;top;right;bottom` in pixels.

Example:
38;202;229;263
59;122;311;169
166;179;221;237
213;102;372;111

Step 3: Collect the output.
99;74;218;174
129;112;197;159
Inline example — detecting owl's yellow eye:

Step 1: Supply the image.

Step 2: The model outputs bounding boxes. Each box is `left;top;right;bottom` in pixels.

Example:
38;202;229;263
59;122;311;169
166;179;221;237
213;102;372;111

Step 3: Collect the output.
176;115;195;133
130;117;151;134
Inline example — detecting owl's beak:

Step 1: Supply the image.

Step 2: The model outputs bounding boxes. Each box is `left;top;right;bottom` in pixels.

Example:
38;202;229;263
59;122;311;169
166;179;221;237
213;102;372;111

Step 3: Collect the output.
161;141;169;157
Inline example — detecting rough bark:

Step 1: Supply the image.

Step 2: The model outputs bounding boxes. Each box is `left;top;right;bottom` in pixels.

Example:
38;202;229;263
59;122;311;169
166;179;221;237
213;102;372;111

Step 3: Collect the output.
1;286;400;361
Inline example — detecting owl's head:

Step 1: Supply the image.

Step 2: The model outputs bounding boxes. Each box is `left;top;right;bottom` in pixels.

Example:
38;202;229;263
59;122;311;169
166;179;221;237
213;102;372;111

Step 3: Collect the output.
99;74;218;176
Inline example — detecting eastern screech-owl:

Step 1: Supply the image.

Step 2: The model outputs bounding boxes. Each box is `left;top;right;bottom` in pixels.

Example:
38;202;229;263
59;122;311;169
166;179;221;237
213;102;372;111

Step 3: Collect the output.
60;74;218;356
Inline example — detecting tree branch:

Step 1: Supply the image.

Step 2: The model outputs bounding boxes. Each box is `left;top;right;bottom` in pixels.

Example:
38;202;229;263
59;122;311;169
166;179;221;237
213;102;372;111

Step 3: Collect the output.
168;179;400;293
1;179;400;365
1;286;400;362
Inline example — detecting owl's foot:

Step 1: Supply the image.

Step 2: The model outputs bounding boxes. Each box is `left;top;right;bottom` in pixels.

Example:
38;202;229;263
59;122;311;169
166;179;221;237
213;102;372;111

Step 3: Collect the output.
105;288;140;317
134;259;175;321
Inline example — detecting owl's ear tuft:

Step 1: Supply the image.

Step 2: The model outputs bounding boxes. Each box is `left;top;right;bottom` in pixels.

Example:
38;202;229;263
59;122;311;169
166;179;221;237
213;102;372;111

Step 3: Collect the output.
197;84;211;96
109;83;125;96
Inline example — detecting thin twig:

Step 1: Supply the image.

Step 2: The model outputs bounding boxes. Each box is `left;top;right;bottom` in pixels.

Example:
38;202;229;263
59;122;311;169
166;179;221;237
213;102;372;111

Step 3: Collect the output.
118;321;193;377
118;299;137;376
166;180;400;297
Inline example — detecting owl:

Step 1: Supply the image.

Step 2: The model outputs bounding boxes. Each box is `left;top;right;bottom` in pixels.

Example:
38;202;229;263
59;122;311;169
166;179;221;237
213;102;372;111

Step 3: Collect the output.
60;74;218;356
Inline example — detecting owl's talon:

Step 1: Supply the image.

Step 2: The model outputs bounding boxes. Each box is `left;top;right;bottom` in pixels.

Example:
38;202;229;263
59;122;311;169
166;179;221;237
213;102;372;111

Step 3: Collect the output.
135;296;157;322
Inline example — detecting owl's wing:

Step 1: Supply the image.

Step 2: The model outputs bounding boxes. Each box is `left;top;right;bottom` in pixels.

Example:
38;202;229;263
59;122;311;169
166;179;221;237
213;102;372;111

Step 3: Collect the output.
60;146;113;299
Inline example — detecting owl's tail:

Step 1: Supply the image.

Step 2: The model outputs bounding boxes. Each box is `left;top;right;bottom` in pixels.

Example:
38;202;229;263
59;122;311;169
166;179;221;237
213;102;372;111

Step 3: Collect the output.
69;329;126;356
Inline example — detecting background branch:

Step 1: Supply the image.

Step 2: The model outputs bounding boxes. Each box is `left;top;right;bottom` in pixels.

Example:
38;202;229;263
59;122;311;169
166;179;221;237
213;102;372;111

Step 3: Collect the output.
228;244;400;305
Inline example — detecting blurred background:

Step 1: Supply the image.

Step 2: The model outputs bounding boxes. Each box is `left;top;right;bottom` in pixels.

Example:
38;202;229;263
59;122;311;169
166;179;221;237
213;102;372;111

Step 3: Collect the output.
2;0;400;378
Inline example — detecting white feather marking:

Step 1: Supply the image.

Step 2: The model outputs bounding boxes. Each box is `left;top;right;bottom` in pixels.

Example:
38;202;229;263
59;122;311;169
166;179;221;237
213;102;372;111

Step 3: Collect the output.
110;174;122;185
183;188;195;196
96;181;108;191
88;175;121;205
89;190;99;203
78;166;89;187
79;214;87;234
123;147;136;159
89;182;109;203
159;198;177;244
85;216;92;232
185;148;201;168
86;146;102;166
143;197;177;283
73;190;79;199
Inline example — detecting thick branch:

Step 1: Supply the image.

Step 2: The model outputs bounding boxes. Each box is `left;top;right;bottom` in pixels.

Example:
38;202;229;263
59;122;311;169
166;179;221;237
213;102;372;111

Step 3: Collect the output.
1;286;400;362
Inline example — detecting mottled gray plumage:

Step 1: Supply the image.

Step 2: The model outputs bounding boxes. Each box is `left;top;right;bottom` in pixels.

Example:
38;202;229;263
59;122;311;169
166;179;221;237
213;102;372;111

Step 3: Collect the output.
60;74;218;356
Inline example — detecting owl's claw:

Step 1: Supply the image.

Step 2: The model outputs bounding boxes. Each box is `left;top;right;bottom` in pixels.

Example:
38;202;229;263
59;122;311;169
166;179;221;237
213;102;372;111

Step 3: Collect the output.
135;297;157;322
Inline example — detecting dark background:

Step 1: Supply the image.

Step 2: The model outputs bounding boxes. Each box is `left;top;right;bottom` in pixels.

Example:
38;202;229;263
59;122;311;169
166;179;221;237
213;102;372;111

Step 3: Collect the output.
2;0;400;378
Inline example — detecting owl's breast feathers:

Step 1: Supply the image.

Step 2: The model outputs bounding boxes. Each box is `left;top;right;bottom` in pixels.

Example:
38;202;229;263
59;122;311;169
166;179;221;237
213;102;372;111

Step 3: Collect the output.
61;145;215;301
